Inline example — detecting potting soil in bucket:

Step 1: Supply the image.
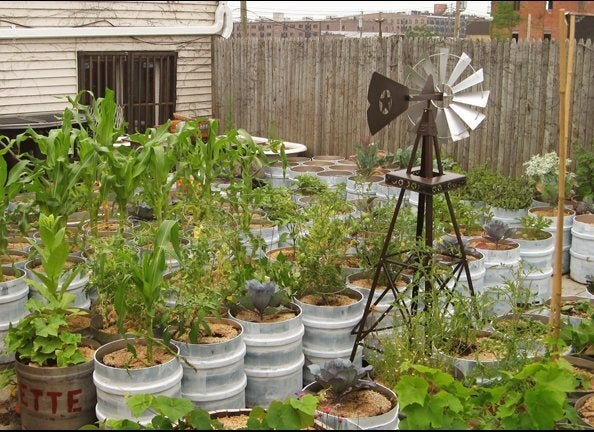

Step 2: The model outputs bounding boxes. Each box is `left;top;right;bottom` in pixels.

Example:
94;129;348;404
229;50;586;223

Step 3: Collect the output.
93;339;183;425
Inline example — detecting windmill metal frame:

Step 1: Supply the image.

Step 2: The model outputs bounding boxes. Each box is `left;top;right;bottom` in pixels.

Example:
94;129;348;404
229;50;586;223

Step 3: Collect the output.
349;74;478;360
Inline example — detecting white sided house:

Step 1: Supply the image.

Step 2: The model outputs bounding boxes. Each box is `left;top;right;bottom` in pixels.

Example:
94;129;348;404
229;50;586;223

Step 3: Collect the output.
0;1;232;132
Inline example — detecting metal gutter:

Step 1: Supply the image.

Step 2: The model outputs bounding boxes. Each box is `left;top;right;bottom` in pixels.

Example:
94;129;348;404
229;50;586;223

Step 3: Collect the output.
0;1;232;39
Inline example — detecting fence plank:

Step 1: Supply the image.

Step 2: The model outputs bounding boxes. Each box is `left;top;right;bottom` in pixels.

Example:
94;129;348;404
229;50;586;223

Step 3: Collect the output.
212;37;594;176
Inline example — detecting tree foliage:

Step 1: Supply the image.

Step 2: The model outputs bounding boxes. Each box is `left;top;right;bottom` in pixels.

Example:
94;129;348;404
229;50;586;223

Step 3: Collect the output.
490;1;521;39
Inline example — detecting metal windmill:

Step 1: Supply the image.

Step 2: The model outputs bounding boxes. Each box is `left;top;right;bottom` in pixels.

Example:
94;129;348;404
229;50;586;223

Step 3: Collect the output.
349;48;490;360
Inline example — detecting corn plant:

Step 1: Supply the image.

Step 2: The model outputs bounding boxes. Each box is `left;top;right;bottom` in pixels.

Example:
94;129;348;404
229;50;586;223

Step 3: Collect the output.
131;123;178;225
114;220;181;364
69;88;126;234
0;136;32;277
23;108;90;222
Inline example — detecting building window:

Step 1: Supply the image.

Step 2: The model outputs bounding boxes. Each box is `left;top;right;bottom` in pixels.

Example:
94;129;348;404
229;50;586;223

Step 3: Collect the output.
78;51;176;133
544;31;552;40
546;1;553;10
266;32;271;37
513;1;520;10
512;31;519;41
298;24;303;28
313;24;318;29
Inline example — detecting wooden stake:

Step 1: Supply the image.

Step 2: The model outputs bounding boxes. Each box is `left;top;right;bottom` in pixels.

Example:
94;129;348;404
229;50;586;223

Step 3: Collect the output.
549;10;575;355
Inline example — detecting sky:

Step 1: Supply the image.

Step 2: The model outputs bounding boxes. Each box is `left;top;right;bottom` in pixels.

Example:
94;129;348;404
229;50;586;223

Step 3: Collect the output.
227;1;492;21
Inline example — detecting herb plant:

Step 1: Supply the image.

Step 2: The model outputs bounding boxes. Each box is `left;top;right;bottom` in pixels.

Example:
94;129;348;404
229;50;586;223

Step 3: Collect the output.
523;151;574;207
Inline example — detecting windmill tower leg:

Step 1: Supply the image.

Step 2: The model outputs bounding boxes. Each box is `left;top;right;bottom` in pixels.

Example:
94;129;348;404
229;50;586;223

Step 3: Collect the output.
349;103;477;362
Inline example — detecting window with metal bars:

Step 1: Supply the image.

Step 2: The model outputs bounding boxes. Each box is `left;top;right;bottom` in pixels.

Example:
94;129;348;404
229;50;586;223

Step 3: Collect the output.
77;51;177;133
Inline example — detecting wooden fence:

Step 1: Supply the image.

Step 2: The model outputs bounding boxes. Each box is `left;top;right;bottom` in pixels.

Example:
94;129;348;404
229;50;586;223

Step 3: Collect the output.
212;37;593;176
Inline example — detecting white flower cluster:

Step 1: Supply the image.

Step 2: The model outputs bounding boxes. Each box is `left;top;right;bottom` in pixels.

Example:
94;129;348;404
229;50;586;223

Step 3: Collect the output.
523;151;571;180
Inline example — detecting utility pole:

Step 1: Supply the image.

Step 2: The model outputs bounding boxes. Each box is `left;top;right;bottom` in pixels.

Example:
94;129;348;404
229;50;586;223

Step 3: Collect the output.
240;0;247;38
454;0;462;38
375;12;384;38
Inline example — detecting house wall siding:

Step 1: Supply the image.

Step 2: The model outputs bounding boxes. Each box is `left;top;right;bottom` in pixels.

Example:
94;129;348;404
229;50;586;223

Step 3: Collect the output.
0;1;218;119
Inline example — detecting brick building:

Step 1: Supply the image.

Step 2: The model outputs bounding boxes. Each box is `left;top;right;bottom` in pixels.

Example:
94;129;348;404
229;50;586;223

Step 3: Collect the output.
491;1;594;40
232;9;473;39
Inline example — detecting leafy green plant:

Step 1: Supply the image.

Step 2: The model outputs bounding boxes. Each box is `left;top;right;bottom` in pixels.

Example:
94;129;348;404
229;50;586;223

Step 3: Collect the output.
295;190;354;302
114;220;181;363
453;164;497;204
524;151;574;207
0;136;31;278
395;359;579;430
71;88;126;234
560;311;594;356
573;144;594;204
484;173;534;210
290;174;328;196
23;108;91;221
307;359;376;402
5;214;88;367
354;135;380;179
132;123;178;224
512;214;553;240
101;143;149;230
82;392;319;430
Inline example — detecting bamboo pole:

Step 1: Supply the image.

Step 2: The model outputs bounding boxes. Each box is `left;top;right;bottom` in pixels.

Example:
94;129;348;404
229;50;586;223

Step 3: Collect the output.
549;10;575;354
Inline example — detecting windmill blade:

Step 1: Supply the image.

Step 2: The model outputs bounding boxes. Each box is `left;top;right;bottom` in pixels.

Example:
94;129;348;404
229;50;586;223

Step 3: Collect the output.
438;47;449;84
451;69;484;93
419;56;436;85
444;107;470;141
446;52;472;87
452;90;490;108
405;64;427;90
449;102;486;130
435;108;450;139
407;101;426;128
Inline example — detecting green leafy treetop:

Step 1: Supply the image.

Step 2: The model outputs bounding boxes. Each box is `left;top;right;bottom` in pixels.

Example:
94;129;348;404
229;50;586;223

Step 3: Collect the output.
5;213;88;367
490;0;521;40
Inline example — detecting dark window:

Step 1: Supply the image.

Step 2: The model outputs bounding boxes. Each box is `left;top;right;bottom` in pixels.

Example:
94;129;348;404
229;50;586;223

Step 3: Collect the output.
546;1;553;10
544;31;552;40
513;1;520;10
77;51;177;133
326;24;330;30
512;31;519;41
